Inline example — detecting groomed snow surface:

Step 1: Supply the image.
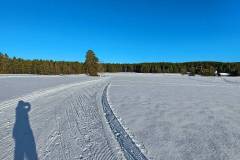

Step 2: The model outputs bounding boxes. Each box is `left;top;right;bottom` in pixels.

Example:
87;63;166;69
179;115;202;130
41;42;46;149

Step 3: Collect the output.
0;75;124;160
1;73;240;160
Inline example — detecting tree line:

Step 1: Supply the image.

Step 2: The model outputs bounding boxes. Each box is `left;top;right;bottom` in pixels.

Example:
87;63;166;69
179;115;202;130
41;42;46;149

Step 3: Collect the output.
0;53;84;74
1;51;240;76
103;62;240;76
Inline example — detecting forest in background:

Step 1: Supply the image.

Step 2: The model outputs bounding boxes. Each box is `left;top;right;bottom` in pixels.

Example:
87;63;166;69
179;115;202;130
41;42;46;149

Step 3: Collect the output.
1;52;240;76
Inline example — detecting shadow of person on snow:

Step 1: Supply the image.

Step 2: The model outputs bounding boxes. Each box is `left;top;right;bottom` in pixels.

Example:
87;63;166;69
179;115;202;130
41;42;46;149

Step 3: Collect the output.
13;100;38;160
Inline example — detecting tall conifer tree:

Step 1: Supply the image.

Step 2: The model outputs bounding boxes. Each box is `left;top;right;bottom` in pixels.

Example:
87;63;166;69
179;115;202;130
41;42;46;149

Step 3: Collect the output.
83;50;99;76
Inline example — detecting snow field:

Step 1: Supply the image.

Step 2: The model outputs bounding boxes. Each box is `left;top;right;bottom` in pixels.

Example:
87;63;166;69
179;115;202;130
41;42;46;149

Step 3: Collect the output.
108;74;240;160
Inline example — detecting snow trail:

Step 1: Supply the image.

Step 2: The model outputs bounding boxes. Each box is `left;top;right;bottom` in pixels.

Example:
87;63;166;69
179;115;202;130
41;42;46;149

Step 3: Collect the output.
0;77;123;160
102;84;148;160
0;79;103;110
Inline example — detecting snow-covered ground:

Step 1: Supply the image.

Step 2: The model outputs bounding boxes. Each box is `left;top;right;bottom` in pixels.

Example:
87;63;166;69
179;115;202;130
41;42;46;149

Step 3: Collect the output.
0;74;98;101
1;73;240;160
0;75;124;160
108;73;240;160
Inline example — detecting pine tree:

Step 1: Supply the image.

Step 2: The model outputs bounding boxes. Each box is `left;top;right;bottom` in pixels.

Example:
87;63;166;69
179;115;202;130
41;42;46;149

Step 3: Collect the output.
83;50;99;76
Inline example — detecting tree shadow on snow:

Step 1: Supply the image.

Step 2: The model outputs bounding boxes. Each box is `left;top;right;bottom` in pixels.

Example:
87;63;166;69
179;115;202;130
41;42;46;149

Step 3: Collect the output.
13;100;38;160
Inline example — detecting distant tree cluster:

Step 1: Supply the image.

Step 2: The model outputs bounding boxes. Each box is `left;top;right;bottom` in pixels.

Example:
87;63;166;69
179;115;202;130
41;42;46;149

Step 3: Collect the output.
102;62;240;76
1;52;240;76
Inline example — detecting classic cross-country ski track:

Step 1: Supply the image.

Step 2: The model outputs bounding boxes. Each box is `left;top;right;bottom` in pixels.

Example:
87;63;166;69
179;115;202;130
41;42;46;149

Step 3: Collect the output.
101;84;148;160
0;75;149;160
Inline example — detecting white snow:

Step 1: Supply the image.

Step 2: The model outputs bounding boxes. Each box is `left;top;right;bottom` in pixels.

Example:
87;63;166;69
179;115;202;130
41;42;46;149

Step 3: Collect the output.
0;74;98;102
0;75;123;160
1;73;240;160
108;73;240;160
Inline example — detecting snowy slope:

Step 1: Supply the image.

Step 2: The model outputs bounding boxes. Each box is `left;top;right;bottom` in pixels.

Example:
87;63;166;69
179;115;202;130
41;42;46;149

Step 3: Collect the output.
0;76;124;160
108;73;240;160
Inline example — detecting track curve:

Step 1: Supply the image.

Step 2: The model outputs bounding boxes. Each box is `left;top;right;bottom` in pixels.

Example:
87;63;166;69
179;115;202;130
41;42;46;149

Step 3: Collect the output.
101;84;148;160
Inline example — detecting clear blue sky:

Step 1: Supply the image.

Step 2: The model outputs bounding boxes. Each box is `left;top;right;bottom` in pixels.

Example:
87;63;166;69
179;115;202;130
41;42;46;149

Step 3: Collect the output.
0;0;240;63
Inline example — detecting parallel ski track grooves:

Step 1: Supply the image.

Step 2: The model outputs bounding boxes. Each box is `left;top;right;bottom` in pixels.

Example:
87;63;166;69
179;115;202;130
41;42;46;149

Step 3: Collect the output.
44;86;117;160
0;78;119;160
102;84;148;160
